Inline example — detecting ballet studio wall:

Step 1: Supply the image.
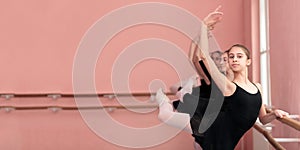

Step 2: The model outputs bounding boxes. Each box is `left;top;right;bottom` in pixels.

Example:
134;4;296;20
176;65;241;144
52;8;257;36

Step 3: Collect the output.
269;0;300;150
0;0;272;150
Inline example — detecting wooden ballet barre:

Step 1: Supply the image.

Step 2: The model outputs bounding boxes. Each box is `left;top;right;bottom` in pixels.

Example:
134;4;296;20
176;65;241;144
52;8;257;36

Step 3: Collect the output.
275;117;300;131
0;92;174;99
0;104;159;111
266;109;300;131
253;124;286;150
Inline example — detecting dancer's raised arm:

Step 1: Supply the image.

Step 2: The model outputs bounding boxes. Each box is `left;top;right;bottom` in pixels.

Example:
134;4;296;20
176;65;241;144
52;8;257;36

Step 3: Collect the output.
195;9;235;95
190;38;210;85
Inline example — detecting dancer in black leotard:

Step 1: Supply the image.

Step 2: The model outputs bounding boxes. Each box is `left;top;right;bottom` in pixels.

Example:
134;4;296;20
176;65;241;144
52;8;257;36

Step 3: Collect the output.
155;7;289;150
174;49;234;148
194;36;289;149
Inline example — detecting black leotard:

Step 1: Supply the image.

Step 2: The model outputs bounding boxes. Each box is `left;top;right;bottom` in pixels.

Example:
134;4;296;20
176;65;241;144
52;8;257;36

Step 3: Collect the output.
173;61;262;150
173;60;212;116
195;82;262;150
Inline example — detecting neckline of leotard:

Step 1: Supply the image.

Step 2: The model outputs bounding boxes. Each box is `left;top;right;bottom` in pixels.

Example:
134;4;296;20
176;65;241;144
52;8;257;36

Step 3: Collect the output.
232;82;259;95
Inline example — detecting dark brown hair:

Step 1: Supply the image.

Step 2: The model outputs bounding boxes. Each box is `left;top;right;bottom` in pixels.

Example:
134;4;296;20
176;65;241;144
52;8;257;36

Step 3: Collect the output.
228;44;250;59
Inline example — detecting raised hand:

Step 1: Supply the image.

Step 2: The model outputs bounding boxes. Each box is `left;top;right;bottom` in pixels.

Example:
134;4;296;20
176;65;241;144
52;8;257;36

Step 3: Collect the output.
203;5;223;30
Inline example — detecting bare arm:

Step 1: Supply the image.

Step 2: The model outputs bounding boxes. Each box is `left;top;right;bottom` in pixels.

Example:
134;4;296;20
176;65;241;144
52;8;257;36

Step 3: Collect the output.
256;83;289;124
191;6;235;95
188;37;199;61
195;23;235;95
258;104;277;125
191;39;210;85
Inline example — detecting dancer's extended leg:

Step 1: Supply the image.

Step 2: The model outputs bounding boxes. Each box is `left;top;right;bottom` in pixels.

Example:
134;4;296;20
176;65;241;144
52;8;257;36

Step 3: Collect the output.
176;77;194;102
156;88;192;134
169;75;198;94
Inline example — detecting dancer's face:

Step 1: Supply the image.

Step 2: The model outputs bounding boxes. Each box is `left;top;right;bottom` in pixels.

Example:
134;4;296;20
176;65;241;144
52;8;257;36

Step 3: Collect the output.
220;52;229;73
211;52;222;71
228;47;251;72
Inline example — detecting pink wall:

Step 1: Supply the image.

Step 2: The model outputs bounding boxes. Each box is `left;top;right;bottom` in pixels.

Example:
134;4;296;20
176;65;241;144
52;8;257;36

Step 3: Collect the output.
0;0;250;149
269;0;300;149
0;0;244;93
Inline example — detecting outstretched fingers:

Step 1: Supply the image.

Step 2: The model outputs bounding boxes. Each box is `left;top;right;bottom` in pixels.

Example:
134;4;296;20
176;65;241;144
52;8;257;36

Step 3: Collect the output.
274;109;290;118
214;5;222;12
204;5;224;30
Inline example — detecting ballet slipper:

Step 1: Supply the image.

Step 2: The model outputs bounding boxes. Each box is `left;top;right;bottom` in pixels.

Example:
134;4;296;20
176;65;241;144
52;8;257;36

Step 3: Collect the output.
169;75;198;94
182;75;198;87
155;88;170;106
